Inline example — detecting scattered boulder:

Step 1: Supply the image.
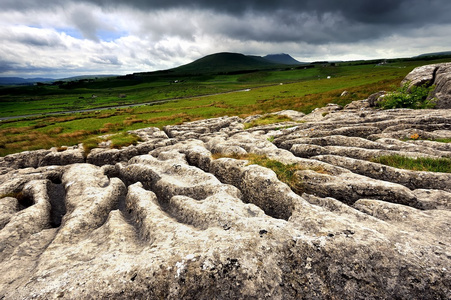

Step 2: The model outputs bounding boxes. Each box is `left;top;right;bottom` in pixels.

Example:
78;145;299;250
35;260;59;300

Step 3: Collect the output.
401;63;440;88
431;63;451;108
402;62;451;108
366;91;386;107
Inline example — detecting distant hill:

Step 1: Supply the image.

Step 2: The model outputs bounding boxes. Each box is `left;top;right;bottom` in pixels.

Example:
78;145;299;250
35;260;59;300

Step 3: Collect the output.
0;75;119;86
263;53;304;65
59;75;117;81
415;51;451;58
0;77;54;86
170;52;283;75
3;53;303;83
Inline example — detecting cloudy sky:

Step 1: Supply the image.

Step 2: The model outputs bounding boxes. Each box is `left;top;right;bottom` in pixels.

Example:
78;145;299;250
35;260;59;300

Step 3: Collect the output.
1;0;451;78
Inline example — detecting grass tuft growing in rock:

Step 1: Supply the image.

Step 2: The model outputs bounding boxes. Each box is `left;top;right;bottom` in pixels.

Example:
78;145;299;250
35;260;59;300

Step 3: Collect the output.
82;137;103;156
212;153;329;193
244;115;295;129
371;155;451;173
109;132;142;149
245;154;302;191
433;138;451;143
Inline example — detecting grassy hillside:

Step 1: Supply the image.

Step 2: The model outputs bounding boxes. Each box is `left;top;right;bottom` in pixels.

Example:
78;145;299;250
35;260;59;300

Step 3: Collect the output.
1;55;451;156
170;52;283;74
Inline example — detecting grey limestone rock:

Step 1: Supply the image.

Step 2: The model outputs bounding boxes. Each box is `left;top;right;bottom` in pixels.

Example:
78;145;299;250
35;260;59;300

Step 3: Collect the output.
432;63;451;108
366;91;386;107
271;109;306;121
343;99;370;110
164;116;242;140
0;149;51;169
402;63;439;88
38;146;85;167
1;105;451;299
402;62;451;108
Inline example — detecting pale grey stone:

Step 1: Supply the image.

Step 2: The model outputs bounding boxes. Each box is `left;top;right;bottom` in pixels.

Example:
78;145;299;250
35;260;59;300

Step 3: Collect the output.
1;104;451;299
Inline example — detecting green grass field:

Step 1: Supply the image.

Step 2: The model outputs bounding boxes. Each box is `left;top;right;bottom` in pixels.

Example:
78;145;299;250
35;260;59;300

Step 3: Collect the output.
1;56;451;156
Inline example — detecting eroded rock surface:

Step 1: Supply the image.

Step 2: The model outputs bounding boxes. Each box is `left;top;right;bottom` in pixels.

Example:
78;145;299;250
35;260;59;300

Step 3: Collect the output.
1;104;451;299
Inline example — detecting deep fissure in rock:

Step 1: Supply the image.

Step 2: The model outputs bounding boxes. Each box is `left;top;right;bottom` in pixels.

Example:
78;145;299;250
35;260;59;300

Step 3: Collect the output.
47;182;66;228
16;191;34;211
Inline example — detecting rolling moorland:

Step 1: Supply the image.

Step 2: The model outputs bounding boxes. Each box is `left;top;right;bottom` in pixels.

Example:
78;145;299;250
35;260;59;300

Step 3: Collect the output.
1;52;451;157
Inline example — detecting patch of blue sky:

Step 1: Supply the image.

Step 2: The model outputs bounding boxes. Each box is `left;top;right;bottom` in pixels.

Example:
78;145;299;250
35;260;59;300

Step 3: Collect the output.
57;28;84;39
97;29;127;42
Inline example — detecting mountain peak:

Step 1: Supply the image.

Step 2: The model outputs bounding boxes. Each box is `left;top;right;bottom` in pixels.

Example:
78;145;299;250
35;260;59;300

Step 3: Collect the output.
263;53;303;65
171;52;279;74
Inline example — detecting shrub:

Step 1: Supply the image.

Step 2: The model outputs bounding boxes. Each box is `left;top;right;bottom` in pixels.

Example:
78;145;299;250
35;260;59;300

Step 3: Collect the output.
377;82;436;109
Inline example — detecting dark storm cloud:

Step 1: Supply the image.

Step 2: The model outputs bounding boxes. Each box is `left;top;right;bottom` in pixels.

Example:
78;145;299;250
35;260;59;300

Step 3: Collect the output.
0;60;15;73
7;29;65;47
69;6;102;42
5;0;451;25
4;0;450;44
0;60;60;76
68;1;408;16
84;0;451;24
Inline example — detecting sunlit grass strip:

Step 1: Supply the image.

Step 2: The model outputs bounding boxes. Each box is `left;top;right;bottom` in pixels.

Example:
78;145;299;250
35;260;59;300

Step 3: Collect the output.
371;155;451;173
243;115;295;129
434;138;451;143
